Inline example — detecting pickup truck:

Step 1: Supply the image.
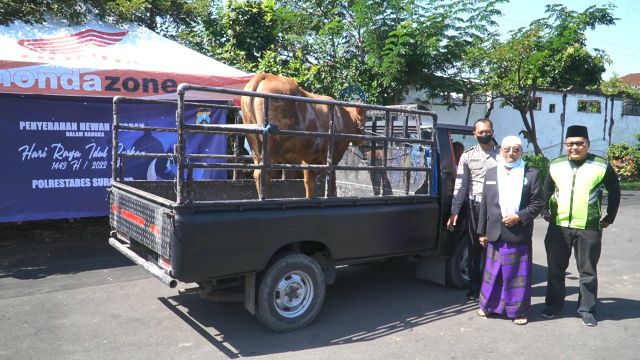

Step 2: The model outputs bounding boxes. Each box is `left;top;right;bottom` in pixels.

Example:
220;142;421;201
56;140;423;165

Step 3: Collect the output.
108;84;475;332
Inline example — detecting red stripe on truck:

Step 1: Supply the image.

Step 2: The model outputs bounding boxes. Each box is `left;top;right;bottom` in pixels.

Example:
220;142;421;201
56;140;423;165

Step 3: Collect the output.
150;224;160;236
121;209;145;226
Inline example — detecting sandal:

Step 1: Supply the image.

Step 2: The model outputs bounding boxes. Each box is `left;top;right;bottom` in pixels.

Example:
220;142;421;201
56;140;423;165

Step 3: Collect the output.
513;316;528;325
477;309;489;317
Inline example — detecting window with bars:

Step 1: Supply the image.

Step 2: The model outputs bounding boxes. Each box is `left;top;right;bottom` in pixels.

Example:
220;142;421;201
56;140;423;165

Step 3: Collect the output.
577;100;601;113
622;99;640;116
533;97;542;111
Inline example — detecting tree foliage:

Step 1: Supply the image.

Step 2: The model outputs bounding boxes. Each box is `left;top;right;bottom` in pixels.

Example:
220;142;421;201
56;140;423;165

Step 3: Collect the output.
482;4;617;154
601;74;640;101
178;0;505;104
1;0;505;105
0;0;203;36
2;0;623;136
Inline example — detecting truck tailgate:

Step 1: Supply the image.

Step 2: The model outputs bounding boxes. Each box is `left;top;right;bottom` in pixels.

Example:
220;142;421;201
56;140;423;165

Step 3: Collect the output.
109;188;174;261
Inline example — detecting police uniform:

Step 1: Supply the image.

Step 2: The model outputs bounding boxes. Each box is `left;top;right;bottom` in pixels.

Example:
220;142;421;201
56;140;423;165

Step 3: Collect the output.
451;144;499;293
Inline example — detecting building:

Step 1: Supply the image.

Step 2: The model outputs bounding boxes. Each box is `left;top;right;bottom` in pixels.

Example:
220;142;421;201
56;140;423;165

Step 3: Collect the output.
405;83;639;159
620;73;640;88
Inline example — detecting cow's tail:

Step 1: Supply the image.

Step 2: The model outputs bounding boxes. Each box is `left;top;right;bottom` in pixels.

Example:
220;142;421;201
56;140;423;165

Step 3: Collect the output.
240;73;271;126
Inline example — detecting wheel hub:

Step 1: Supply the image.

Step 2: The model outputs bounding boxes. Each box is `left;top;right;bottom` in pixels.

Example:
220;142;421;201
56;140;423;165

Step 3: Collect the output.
284;284;301;303
273;271;314;318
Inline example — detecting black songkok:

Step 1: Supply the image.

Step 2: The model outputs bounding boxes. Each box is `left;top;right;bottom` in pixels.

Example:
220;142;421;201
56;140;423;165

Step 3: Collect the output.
566;125;589;140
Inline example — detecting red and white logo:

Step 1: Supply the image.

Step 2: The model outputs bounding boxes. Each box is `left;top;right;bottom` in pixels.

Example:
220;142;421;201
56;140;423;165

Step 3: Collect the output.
17;29;128;55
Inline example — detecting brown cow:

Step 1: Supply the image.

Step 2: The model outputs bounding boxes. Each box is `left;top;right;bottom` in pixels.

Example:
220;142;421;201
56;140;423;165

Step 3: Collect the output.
240;73;365;198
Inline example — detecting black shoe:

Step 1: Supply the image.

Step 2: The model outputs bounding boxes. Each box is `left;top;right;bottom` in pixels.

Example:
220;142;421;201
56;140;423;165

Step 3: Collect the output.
466;289;479;301
541;308;557;319
580;312;598;327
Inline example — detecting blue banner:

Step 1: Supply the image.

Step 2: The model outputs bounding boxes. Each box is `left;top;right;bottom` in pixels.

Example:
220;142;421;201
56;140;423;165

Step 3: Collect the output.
0;94;227;222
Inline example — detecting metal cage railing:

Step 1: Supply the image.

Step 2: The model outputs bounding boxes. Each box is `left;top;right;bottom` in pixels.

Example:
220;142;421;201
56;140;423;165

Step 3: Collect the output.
112;83;438;205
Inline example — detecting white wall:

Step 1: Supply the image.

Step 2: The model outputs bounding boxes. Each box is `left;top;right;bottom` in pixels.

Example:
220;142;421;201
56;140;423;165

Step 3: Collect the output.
405;88;638;159
402;87;487;126
490;91;630;159
430;103;487;126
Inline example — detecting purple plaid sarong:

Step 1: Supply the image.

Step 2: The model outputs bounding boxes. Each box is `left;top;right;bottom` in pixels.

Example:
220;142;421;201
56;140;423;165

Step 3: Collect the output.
478;240;532;318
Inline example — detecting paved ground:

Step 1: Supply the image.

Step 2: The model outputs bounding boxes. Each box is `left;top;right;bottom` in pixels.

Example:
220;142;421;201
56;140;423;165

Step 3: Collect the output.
1;192;639;359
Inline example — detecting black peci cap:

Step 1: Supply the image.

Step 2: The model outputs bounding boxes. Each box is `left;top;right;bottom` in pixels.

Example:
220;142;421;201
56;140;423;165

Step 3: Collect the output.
566;125;589;140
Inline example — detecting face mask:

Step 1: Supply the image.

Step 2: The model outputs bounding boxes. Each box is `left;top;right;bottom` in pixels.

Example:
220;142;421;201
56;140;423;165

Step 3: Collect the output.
476;134;493;144
503;158;523;169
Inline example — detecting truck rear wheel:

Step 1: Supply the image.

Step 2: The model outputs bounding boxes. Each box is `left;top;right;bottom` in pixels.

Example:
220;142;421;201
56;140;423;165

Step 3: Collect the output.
256;253;326;332
446;238;470;289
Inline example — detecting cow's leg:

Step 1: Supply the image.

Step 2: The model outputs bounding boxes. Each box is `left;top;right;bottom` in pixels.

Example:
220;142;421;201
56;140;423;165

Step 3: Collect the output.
256;152;275;200
252;156;270;200
245;134;268;199
254;167;274;199
302;166;315;198
252;167;264;199
256;162;274;200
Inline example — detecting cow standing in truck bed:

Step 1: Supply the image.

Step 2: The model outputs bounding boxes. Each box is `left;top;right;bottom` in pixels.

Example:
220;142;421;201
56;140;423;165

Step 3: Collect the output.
240;73;365;198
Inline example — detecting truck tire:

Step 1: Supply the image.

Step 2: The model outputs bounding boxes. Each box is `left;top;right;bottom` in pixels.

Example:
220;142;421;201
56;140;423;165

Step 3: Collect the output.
446;238;470;289
256;253;326;332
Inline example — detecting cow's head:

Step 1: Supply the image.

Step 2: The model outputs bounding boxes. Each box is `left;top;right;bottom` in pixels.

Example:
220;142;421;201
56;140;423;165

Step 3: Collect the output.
343;106;366;147
345;106;365;133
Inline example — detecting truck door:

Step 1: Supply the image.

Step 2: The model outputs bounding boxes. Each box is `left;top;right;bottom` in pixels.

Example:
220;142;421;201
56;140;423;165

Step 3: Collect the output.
436;124;477;257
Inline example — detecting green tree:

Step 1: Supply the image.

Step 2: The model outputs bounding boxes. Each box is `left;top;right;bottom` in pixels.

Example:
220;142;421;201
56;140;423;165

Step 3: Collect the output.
183;0;504;104
483;4;617;155
0;0;202;36
601;75;640;101
0;0;508;113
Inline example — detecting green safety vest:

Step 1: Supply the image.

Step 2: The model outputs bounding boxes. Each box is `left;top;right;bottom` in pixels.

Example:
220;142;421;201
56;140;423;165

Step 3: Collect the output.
548;154;607;230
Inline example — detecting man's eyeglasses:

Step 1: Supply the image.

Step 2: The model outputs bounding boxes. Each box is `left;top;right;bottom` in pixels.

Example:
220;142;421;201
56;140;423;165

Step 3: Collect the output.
565;141;587;148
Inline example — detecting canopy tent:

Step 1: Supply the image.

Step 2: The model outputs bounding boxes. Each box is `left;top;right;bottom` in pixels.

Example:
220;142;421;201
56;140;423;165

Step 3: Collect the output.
0;20;252;223
0;19;253;99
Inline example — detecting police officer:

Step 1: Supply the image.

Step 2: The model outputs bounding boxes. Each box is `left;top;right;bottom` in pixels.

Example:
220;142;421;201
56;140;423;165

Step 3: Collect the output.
447;118;499;301
541;125;620;327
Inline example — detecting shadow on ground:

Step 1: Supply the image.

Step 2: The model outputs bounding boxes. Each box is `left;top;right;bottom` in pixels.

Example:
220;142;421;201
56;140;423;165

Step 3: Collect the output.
157;261;501;358
158;259;640;358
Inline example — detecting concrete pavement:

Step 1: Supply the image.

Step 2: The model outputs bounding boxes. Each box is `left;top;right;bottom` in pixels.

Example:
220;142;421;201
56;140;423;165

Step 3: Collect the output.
1;192;639;359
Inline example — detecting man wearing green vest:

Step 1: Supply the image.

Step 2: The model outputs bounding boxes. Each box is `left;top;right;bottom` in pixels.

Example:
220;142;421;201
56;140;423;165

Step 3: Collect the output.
541;125;620;327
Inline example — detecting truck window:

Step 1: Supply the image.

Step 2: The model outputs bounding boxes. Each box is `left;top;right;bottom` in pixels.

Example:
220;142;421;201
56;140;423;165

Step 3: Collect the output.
453;141;464;166
449;133;476;169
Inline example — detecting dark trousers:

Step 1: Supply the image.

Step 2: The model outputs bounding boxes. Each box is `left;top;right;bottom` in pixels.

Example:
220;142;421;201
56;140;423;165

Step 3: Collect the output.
544;223;602;314
467;200;485;291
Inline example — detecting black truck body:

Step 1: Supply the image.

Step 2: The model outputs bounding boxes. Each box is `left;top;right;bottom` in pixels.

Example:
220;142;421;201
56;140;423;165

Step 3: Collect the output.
108;84;474;332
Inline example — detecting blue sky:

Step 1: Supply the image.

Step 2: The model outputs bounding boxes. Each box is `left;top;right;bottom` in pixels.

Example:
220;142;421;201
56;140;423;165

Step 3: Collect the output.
494;0;638;79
